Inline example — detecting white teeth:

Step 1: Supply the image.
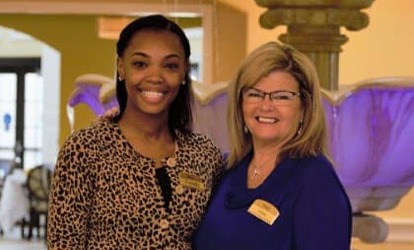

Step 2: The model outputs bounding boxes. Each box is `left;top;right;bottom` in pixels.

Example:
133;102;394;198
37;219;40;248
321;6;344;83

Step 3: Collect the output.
141;90;164;98
257;117;277;123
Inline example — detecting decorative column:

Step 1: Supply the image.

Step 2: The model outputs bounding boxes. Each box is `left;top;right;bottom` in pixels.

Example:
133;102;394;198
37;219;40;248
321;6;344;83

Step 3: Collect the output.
255;0;375;90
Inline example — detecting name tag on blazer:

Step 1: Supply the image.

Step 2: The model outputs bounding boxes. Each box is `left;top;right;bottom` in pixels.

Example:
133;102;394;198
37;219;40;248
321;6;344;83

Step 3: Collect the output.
179;171;205;191
248;199;280;225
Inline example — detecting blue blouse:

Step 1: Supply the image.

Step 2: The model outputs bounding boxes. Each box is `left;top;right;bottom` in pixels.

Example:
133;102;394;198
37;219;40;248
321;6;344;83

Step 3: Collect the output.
193;153;352;250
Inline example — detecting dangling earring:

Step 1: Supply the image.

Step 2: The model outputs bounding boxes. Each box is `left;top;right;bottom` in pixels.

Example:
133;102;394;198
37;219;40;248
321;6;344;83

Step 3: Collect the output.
297;120;303;136
118;76;123;82
181;80;186;85
243;125;249;134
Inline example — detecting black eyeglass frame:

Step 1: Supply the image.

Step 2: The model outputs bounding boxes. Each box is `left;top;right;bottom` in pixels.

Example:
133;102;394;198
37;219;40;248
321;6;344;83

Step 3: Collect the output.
242;87;301;103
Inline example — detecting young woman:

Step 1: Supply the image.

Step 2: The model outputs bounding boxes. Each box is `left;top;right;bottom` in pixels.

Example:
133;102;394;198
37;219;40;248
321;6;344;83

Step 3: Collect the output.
48;15;223;249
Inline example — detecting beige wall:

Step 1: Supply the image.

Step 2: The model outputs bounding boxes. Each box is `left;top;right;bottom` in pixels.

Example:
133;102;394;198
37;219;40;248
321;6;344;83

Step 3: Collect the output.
220;0;414;85
341;0;414;85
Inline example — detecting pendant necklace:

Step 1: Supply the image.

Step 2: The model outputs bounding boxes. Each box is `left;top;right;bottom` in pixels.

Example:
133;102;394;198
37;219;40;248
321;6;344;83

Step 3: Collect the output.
250;155;277;180
251;163;261;179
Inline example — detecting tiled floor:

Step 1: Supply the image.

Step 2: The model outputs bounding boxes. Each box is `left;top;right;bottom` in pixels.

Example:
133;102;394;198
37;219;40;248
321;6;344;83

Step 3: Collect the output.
1;226;413;250
0;226;46;250
0;239;46;250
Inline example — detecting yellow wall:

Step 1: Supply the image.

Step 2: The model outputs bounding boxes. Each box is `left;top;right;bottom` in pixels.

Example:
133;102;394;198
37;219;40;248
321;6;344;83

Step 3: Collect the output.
0;14;116;139
341;0;414;85
376;189;414;220
220;0;414;85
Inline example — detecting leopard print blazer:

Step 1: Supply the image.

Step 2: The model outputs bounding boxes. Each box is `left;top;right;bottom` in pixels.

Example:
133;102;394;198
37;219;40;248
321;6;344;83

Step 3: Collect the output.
47;119;223;249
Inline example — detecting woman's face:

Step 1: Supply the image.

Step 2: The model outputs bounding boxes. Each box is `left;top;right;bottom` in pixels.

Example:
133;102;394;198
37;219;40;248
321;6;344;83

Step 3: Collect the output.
117;30;187;118
242;70;303;147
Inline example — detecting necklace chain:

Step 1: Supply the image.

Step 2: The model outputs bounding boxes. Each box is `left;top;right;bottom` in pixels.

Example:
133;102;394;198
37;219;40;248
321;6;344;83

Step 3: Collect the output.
250;156;277;180
251;164;261;179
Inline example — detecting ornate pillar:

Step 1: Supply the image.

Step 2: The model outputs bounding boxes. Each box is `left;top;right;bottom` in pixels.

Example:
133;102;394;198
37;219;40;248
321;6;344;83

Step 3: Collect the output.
255;0;375;90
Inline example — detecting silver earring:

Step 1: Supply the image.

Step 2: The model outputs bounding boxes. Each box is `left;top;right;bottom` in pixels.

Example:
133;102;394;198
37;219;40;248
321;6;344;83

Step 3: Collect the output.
118;76;123;82
297;121;303;136
181;80;186;85
244;125;249;134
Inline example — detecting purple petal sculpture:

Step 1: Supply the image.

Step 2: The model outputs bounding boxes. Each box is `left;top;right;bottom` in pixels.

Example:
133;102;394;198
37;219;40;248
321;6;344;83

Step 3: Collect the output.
67;75;414;188
323;78;414;188
68;74;118;116
66;74;118;132
321;77;414;243
67;75;414;243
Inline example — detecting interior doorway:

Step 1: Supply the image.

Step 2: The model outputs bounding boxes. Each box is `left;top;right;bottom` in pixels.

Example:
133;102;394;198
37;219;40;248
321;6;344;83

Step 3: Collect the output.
0;58;41;171
0;26;60;173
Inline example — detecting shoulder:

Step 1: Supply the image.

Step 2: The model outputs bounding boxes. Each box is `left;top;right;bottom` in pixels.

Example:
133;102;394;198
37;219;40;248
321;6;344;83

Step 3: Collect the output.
66;119;115;141
291;155;352;248
180;131;215;144
292;154;348;194
177;131;224;172
55;120;121;175
179;131;221;153
294;154;350;202
292;154;351;209
60;119;116;153
295;154;336;179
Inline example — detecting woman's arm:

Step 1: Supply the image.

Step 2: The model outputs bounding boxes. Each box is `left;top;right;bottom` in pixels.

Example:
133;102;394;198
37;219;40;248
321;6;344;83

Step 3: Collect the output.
47;134;94;249
293;161;352;250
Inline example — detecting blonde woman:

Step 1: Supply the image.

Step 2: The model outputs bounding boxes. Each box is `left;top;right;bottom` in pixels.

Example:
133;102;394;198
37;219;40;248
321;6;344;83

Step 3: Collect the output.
193;42;352;250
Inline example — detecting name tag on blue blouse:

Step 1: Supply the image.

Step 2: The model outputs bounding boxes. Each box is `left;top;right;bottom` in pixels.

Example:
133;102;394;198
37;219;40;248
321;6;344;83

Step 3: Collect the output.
179;171;205;191
248;199;280;225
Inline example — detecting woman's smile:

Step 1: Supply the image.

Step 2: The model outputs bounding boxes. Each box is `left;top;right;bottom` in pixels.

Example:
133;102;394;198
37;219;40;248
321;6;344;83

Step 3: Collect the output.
139;89;167;103
255;115;278;124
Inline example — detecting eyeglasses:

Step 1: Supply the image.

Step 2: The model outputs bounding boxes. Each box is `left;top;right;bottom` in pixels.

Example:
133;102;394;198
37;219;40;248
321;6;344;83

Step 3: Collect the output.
242;87;301;104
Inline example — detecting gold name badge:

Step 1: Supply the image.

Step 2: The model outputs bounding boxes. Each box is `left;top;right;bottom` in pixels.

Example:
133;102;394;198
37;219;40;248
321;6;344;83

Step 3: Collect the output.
247;199;280;226
179;171;205;191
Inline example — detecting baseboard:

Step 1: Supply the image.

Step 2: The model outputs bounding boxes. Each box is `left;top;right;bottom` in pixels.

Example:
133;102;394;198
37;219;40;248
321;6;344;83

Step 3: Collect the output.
385;218;414;243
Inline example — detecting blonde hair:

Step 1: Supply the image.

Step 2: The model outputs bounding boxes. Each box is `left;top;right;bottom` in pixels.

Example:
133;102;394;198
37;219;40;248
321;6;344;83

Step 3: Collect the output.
227;41;329;168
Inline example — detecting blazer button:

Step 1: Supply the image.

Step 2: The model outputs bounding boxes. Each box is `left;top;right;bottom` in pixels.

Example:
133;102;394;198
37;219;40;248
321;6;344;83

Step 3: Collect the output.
166;157;177;167
160;219;169;229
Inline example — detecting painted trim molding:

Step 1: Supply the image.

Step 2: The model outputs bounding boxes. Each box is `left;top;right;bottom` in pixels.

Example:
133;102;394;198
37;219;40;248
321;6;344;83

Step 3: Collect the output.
386;218;414;243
